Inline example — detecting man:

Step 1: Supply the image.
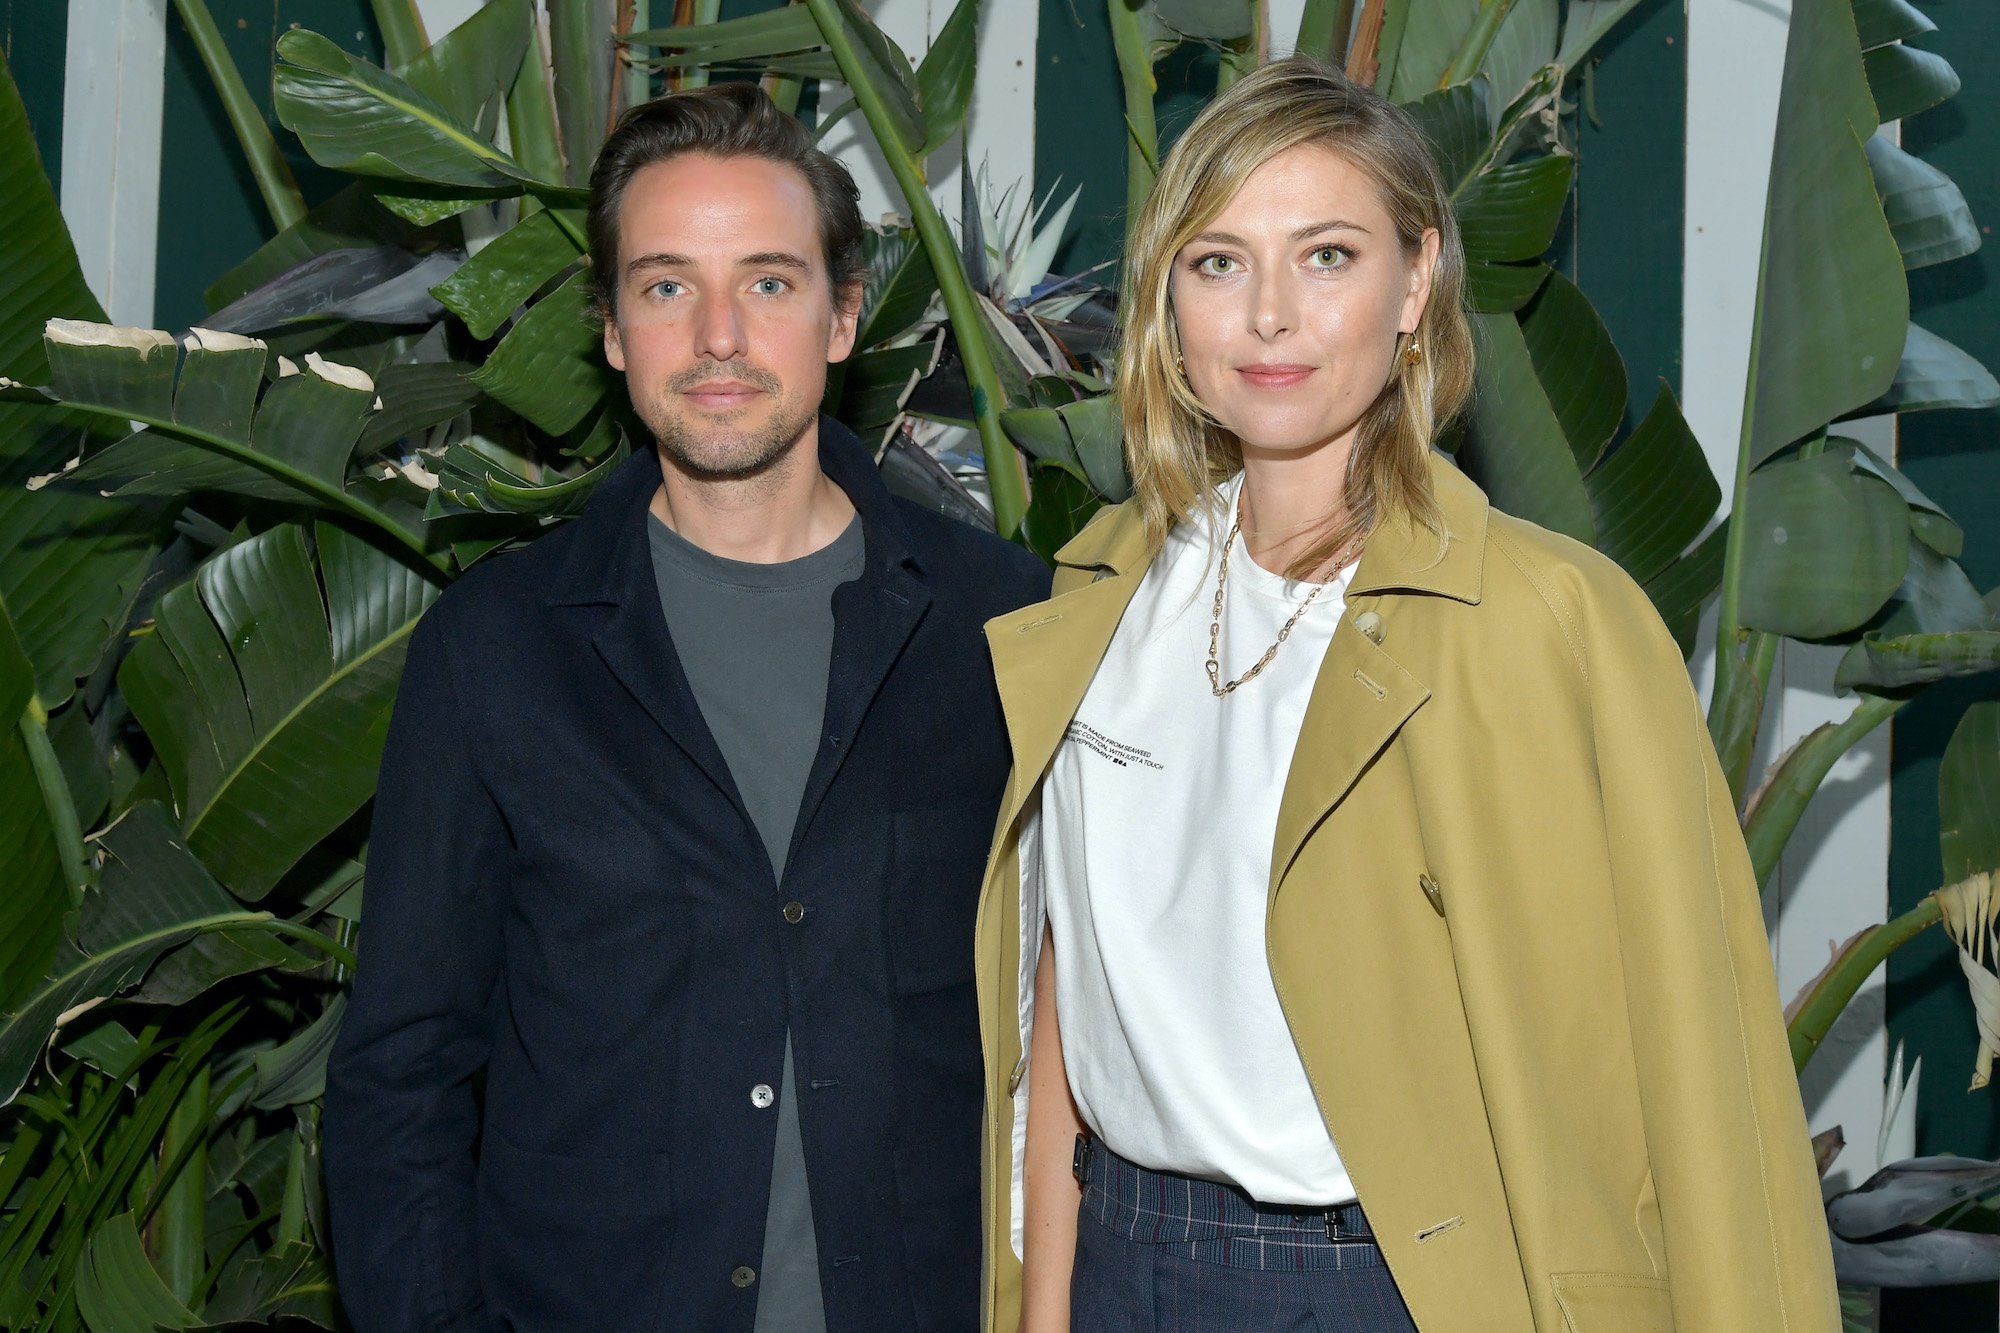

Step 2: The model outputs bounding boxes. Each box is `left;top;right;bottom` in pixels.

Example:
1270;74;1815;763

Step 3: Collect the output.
326;82;1048;1333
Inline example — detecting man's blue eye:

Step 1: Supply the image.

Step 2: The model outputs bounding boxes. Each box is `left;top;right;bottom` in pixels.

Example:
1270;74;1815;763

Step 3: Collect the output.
650;280;681;298
755;277;786;294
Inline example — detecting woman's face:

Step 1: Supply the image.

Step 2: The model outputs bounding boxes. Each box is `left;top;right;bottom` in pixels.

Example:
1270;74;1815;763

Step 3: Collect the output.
1170;142;1439;460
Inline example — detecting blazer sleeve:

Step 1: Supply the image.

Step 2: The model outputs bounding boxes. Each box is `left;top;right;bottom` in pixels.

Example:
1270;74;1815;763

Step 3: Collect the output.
1588;585;1841;1331
325;607;507;1332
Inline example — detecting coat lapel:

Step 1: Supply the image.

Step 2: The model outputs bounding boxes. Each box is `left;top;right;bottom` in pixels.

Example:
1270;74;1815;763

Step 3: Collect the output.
547;448;753;823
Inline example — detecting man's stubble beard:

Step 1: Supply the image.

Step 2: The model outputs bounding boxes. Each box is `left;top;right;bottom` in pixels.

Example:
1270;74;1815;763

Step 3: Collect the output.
640;361;819;483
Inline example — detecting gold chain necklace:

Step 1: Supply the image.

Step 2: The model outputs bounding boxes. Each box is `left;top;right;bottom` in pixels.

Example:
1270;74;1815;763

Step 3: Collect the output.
1205;509;1362;698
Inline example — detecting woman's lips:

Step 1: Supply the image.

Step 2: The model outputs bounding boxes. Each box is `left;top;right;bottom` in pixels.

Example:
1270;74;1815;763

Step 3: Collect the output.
1236;365;1315;389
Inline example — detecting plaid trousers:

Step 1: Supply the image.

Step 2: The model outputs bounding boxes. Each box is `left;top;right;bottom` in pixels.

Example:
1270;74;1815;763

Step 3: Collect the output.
1069;1140;1420;1332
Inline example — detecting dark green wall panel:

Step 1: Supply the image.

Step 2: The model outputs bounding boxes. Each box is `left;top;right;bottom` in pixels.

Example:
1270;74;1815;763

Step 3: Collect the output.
3;0;68;195
154;0;380;330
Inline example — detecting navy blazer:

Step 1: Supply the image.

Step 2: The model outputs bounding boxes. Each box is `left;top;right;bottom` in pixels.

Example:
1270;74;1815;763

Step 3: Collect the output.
325;418;1050;1332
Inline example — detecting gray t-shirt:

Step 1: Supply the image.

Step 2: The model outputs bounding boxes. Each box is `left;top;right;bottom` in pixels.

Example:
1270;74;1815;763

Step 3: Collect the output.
647;509;865;1333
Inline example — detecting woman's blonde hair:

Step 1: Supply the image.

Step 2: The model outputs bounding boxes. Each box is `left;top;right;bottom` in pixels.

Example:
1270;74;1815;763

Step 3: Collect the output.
1117;56;1475;578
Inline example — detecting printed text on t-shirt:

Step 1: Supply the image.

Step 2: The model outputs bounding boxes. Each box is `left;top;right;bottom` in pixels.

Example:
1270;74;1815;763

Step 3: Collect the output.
1064;720;1165;771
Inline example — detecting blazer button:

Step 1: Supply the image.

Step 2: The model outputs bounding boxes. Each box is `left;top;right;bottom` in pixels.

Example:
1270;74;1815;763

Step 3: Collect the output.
1354;610;1385;644
782;901;806;924
751;1083;775;1109
731;1266;757;1288
1419;873;1446;917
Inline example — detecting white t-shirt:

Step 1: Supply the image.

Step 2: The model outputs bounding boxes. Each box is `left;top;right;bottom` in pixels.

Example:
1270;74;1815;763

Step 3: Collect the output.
1034;471;1356;1207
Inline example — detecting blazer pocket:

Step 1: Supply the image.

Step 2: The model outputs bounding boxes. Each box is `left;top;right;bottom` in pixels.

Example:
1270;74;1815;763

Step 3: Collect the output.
888;801;996;994
1550;1271;1672;1333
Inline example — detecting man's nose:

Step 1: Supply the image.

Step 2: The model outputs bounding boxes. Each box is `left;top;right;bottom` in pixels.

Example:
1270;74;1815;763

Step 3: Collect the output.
693;292;745;361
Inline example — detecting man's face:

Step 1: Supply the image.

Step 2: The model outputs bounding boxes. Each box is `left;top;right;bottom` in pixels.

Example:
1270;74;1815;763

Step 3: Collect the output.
603;153;859;480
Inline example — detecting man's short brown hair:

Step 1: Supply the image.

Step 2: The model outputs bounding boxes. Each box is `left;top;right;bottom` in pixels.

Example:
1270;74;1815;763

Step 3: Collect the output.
586;82;866;320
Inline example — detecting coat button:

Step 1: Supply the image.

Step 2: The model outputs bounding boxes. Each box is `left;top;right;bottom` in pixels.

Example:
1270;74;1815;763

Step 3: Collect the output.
1354;610;1385;644
1419;873;1446;917
751;1083;775;1109
782;901;805;924
731;1265;757;1288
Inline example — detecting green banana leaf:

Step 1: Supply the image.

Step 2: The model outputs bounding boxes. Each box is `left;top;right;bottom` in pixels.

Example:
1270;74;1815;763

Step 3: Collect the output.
0;600;68;1016
1383;0;1479;100
1456;155;1574;263
1839;435;1963;556
84;803;306;1008
273;29;549;194
1584;385;1720;588
431;208;586;339
468;269;617;435
1152;0;1256;40
359;361;484;451
1460;310;1595;543
0;57;168;708
1466;261;1550;313
1644;521;1730;656
1867;135;1980;272
854;226;939;350
395;0;534;128
1555;0;1650;70
828;0;926;159
428;434;628;518
1862;43;1958;124
1518;270;1627;472
10;323;424;559
1000;393;1132;504
916;0;980;157
117;522;440;899
628;5;825;65
1479;0;1557;115
252;995;347;1111
1852;0;1934;48
1941;702;2000;884
203;183;417;312
1405;81;1491;192
1835;547;2000;692
1854;321;2000;416
1741;0;1903;465
1737;446;1909;639
73;1211;200;1332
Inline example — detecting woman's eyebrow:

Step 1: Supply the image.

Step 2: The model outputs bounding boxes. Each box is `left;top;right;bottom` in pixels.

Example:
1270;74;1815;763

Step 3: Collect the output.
1188;220;1372;246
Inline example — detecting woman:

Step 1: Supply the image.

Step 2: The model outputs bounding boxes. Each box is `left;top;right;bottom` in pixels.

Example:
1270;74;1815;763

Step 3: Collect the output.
971;58;1839;1332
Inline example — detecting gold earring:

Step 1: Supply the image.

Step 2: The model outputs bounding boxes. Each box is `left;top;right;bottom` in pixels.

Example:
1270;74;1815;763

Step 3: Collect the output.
1176;353;1186;377
1401;338;1423;368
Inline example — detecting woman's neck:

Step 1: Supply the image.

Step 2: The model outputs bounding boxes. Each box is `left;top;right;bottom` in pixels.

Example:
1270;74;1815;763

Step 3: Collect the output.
1235;437;1356;575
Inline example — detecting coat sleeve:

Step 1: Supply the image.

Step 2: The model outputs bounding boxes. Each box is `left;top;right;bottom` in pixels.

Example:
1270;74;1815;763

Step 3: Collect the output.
1587;579;1841;1331
325;608;507;1332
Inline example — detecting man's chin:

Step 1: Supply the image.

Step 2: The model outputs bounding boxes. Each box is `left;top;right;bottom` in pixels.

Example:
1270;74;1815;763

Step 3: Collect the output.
650;410;816;483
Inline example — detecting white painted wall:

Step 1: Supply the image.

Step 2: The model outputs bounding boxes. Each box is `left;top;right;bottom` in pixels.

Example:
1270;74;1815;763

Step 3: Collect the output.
1685;0;1898;1194
61;0;167;327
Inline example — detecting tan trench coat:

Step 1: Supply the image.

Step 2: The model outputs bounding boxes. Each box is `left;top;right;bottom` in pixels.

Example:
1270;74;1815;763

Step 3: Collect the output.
971;454;1840;1332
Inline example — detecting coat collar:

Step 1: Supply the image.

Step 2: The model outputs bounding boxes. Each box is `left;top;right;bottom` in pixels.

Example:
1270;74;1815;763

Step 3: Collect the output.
1047;449;1489;605
985;450;1488;866
548;414;920;608
543;416;930;884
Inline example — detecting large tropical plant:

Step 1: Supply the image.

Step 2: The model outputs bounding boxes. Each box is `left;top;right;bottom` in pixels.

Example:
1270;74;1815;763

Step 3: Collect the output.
0;0;1992;1326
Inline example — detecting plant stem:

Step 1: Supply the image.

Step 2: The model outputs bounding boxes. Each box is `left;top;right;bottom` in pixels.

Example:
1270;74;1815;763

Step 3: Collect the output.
1107;0;1158;248
1790;893;1942;1072
550;0;615;184
276;1119;309;1246
20;702;88;905
170;0;307;232
1441;0;1520;87
802;0;1028;536
371;0;431;68
505;15;568;190
153;1063;209;1302
1743;694;1906;892
1710;628;1779;801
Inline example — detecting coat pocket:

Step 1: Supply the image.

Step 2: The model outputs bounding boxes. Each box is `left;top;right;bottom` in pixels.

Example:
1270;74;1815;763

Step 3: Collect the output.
1550;1271;1672;1333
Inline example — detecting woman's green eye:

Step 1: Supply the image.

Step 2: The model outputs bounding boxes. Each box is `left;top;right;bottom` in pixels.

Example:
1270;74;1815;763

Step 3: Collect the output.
1313;246;1344;266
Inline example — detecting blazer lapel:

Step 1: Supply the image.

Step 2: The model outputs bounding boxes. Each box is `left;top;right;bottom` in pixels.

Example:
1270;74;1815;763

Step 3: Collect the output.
548;448;753;828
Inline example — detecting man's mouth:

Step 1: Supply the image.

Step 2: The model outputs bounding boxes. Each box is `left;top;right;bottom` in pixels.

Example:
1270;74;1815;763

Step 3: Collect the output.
682;380;765;409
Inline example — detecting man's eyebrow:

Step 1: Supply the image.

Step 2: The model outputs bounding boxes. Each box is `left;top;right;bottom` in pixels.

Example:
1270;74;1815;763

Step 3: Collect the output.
1187;220;1372;246
623;250;813;277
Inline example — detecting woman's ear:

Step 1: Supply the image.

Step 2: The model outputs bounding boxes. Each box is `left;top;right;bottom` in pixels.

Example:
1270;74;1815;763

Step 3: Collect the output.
1400;227;1442;334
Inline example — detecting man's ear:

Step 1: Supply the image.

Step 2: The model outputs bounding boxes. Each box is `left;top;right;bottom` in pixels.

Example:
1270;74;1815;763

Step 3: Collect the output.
827;281;864;365
603;307;626;372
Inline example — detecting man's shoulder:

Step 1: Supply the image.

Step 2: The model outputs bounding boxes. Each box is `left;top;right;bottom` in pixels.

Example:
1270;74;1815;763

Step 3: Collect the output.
890;497;1052;609
420;520;583;643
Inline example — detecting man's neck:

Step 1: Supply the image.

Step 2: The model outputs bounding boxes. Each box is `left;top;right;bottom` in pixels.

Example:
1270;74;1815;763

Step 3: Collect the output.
649;428;857;565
